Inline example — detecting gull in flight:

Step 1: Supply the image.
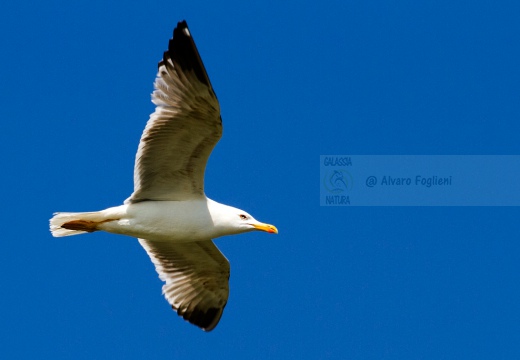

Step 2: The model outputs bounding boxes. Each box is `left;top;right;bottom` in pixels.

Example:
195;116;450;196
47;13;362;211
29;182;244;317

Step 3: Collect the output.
50;20;278;331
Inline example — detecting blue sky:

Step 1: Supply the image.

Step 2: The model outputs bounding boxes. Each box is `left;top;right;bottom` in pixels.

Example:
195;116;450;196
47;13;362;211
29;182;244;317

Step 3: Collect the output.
1;0;520;358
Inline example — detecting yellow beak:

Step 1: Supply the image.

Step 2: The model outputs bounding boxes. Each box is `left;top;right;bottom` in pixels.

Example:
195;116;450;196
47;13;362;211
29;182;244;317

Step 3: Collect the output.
252;223;278;234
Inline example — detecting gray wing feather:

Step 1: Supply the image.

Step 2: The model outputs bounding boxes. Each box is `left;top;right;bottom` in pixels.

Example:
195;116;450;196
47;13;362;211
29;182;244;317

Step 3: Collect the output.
138;238;230;331
127;21;221;203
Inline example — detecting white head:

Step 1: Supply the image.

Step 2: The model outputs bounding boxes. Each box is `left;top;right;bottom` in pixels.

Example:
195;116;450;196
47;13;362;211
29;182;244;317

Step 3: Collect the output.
208;201;278;236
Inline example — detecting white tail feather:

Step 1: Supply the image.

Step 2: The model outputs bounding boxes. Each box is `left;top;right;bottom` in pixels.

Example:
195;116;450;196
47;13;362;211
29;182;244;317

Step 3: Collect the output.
49;211;104;237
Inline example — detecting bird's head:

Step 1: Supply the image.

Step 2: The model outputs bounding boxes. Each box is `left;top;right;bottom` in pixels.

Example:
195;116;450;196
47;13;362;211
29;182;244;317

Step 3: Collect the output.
234;211;278;234
211;202;278;236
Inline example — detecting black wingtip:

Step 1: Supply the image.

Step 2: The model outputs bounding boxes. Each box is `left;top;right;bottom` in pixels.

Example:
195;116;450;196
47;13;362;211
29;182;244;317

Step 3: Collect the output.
177;20;188;30
161;20;213;89
175;304;225;332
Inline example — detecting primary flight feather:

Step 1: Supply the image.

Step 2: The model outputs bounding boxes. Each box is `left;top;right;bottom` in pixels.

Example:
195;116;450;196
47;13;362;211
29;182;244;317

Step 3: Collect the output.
50;20;277;332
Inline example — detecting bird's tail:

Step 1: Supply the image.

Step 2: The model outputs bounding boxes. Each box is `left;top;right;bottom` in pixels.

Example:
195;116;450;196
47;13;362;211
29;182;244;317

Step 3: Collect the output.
50;211;106;237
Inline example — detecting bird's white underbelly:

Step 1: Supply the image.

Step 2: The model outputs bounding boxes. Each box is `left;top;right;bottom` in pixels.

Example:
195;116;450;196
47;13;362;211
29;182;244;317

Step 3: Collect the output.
98;200;218;242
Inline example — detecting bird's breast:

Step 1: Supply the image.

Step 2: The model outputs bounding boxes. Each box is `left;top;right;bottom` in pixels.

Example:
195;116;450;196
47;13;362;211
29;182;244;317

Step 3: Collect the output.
101;200;218;241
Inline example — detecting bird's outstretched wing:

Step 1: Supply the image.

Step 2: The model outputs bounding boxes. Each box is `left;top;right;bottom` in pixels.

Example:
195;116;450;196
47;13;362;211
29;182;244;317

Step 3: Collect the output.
126;20;222;203
138;238;230;331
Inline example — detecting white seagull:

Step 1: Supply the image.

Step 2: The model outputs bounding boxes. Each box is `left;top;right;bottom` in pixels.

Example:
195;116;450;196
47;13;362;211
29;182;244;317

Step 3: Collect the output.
50;20;278;331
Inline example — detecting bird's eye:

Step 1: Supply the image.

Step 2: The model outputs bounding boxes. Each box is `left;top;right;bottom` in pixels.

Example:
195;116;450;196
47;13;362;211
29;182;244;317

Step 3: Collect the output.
239;214;247;220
